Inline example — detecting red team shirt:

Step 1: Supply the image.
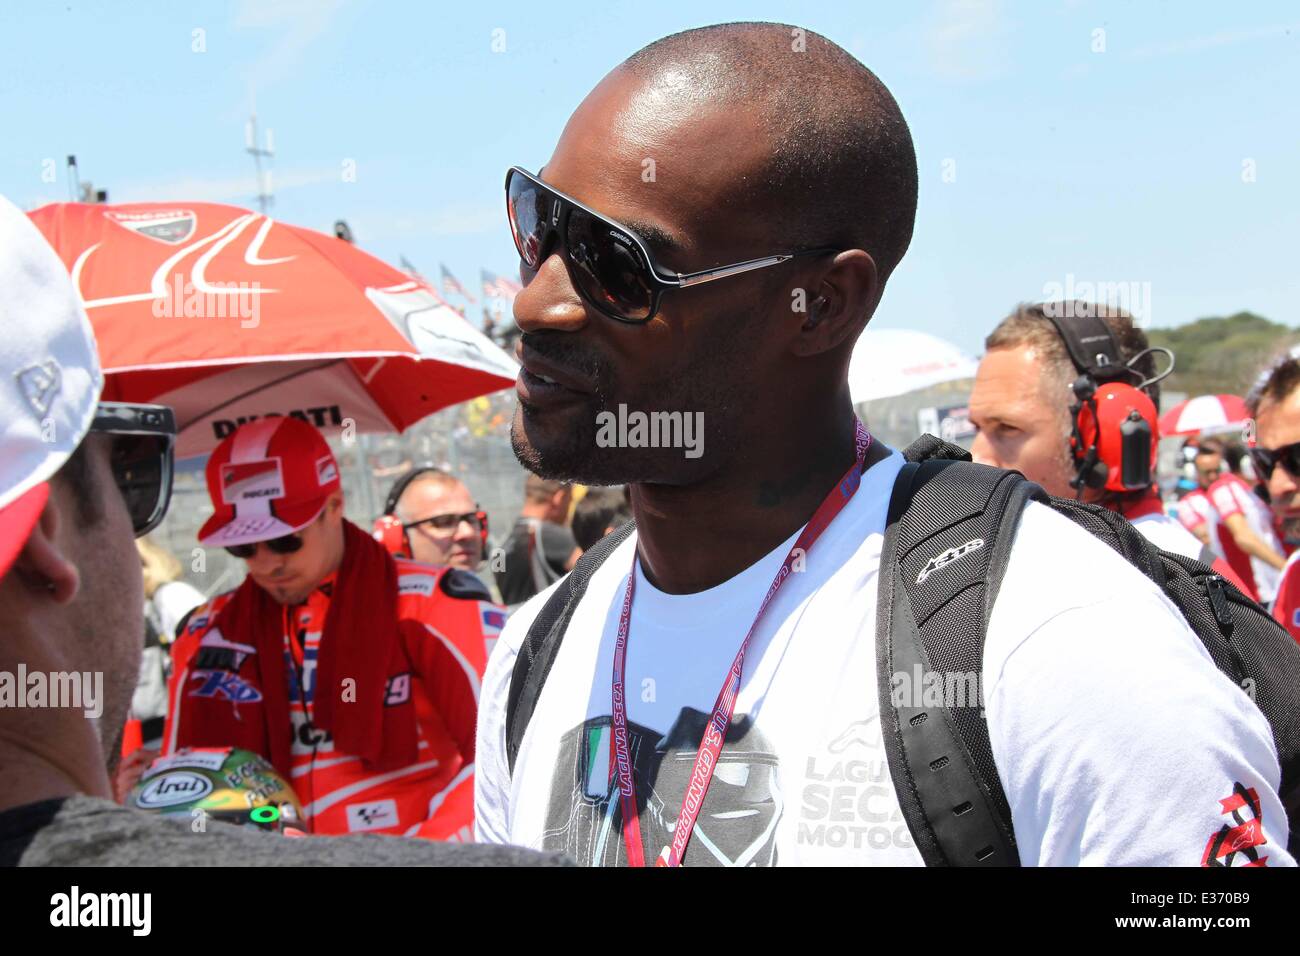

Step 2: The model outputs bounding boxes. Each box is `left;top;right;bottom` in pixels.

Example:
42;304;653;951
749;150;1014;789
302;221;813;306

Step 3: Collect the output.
164;559;504;839
1271;551;1300;645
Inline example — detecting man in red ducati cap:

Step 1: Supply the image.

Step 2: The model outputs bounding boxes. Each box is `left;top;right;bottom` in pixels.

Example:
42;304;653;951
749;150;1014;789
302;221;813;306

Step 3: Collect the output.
163;417;502;840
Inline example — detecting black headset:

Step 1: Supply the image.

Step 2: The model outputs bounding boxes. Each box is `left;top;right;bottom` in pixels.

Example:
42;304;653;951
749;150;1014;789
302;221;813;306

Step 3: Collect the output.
382;463;452;517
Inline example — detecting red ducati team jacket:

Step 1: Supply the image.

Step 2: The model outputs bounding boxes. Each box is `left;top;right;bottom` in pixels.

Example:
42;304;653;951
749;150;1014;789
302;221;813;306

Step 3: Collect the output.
163;559;505;839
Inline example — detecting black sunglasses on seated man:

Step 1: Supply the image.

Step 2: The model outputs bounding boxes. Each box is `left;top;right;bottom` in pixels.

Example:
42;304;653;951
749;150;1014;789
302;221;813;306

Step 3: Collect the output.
90;402;175;537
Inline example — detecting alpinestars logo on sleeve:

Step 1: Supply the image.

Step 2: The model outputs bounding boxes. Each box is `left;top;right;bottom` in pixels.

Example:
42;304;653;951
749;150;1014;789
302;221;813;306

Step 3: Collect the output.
1201;782;1270;867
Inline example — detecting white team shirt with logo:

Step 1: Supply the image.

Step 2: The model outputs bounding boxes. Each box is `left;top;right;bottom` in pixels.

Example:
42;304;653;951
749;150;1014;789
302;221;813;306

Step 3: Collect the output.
476;450;1293;866
1177;490;1223;558
1209;474;1283;603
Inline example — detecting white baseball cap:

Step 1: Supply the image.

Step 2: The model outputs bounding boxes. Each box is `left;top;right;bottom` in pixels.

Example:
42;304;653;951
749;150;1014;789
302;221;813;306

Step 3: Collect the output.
0;194;104;578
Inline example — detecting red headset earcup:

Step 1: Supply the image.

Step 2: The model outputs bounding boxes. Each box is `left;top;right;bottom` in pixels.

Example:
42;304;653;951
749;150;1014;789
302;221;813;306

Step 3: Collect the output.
1077;383;1157;492
372;514;410;558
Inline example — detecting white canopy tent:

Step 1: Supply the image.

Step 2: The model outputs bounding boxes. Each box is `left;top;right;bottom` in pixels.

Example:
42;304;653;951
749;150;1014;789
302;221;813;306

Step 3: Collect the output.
848;328;980;404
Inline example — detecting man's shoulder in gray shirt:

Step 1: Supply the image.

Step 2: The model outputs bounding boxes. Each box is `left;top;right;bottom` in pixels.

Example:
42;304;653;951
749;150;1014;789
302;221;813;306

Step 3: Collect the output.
1;795;570;867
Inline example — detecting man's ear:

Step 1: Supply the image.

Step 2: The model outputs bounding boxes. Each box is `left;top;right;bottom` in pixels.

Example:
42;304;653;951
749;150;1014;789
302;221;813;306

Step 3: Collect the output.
791;249;880;358
11;493;80;604
330;488;346;513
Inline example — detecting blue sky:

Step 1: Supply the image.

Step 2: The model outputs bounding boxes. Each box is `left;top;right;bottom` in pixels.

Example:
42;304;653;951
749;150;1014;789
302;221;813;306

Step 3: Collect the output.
2;0;1297;353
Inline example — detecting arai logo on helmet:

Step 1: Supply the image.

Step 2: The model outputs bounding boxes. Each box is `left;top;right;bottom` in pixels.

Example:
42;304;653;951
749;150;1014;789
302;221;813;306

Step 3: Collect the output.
134;771;214;809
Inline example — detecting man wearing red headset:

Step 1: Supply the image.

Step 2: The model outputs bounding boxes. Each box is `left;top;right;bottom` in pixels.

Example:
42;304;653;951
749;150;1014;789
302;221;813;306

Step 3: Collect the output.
970;302;1248;582
162;417;500;840
375;466;490;572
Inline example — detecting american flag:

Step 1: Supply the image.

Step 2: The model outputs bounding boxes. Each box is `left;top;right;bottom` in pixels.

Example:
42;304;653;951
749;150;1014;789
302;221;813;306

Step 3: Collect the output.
440;264;476;303
481;268;523;301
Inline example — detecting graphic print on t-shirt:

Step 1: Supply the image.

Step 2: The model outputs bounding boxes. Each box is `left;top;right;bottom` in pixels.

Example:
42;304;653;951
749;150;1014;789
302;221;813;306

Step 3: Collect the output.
796;715;915;855
542;709;781;867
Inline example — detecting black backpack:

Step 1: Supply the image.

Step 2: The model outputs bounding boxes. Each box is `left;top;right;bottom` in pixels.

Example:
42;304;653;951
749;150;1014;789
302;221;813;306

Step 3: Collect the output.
505;436;1300;864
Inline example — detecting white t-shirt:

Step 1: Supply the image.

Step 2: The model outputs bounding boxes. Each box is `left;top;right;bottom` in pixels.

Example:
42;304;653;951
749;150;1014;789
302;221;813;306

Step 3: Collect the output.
1130;510;1206;561
152;580;206;642
1177;490;1223;558
476;450;1293;866
1209;474;1283;603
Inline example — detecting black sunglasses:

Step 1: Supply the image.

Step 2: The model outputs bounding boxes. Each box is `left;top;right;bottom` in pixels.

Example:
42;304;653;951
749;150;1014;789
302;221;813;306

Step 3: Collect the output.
505;166;839;323
224;534;304;560
403;508;488;536
89;402;175;538
1249;441;1300;481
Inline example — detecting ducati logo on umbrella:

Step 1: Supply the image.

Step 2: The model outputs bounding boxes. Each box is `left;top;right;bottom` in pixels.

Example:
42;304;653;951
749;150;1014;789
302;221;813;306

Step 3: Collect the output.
105;209;197;245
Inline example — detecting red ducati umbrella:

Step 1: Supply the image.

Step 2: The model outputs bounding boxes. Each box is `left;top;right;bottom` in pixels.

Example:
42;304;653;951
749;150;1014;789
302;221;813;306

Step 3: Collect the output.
29;201;517;456
1159;394;1250;439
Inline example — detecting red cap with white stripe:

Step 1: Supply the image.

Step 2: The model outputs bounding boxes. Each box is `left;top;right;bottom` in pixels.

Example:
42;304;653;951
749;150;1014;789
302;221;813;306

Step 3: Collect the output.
198;417;341;547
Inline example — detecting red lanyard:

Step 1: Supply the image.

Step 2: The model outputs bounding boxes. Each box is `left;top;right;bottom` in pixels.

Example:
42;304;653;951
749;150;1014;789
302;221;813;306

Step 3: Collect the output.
610;420;873;867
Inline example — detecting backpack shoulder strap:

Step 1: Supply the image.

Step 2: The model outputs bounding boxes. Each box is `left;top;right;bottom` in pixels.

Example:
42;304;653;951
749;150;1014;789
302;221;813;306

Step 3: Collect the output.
505;519;636;774
877;438;1043;866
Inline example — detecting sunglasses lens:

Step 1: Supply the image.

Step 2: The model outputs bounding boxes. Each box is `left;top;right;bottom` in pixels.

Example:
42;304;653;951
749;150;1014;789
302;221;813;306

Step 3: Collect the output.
224;532;303;559
110;434;171;536
508;173;547;270
1281;445;1300;479
1250;448;1274;479
566;208;655;321
267;534;305;555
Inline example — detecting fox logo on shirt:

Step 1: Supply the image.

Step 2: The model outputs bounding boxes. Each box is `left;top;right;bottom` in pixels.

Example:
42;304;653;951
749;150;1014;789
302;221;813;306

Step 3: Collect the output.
189;670;263;703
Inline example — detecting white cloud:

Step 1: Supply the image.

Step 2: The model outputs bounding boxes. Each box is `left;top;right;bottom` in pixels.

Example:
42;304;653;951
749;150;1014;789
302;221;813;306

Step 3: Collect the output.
234;0;348;92
1125;22;1300;60
112;167;341;204
927;0;1013;81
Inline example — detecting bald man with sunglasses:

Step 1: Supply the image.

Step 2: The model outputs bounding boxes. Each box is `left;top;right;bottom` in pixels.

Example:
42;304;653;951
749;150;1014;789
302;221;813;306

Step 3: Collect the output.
475;23;1294;868
162;417;503;840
